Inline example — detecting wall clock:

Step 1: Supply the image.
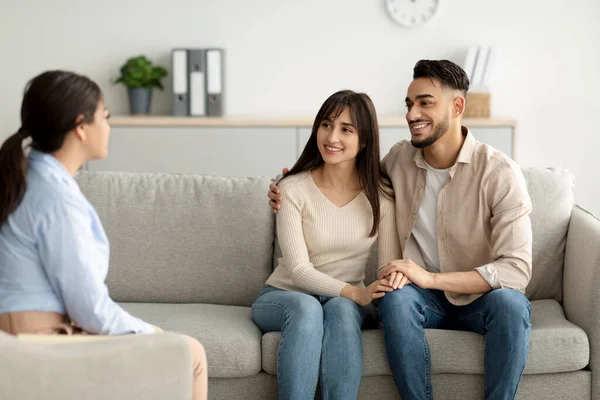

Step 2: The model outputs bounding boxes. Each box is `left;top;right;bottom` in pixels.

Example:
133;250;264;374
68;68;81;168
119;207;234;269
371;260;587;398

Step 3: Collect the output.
385;0;441;28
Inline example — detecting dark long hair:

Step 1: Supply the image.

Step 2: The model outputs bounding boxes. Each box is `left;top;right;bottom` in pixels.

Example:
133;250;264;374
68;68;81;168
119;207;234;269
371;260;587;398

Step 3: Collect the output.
283;90;385;237
0;70;102;226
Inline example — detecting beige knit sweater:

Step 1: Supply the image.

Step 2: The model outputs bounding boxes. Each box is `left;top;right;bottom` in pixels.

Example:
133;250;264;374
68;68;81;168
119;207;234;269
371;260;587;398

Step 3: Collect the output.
265;170;401;297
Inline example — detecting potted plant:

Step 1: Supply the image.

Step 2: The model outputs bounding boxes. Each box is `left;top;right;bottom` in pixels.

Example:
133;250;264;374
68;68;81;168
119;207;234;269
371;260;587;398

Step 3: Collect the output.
114;55;168;115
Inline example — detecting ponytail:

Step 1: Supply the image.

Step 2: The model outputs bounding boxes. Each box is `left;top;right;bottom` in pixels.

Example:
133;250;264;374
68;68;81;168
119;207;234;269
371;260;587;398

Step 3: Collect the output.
0;69;102;227
0;128;29;226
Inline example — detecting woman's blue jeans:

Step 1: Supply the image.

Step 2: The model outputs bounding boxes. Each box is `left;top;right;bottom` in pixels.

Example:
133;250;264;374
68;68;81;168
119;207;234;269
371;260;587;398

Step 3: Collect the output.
251;286;377;400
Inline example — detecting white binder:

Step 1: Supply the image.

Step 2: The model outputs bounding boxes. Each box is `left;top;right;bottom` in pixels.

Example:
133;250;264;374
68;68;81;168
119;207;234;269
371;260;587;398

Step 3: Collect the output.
206;49;224;117
172;49;189;116
188;49;206;117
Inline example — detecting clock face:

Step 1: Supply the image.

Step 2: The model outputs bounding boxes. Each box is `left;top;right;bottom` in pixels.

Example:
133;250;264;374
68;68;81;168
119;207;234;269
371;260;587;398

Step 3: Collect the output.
386;0;440;28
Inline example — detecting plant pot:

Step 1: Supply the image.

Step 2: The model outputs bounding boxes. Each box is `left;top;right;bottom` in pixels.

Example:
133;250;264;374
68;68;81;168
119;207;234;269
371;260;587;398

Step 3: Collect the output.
128;88;153;115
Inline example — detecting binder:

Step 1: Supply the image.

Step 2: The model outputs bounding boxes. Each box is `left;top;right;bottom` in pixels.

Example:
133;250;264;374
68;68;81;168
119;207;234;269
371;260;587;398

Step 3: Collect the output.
188;49;207;117
471;46;490;89
480;46;495;88
462;46;479;85
172;49;189;116
205;49;224;117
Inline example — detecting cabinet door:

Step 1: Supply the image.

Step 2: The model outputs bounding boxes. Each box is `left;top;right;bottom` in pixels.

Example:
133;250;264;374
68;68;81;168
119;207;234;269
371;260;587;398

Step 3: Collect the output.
379;128;410;156
469;127;514;159
89;127;297;178
296;128;311;158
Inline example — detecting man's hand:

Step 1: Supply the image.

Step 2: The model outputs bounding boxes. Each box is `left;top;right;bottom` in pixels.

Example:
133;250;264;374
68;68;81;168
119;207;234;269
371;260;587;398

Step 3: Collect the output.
341;279;393;306
268;168;289;213
379;259;434;289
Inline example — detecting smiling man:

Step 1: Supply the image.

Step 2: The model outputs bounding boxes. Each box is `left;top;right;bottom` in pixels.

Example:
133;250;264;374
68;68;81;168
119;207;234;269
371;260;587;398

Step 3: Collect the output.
376;60;533;400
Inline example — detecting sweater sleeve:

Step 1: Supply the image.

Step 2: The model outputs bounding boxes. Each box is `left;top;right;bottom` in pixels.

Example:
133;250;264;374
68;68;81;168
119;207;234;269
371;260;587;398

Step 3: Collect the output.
377;196;402;277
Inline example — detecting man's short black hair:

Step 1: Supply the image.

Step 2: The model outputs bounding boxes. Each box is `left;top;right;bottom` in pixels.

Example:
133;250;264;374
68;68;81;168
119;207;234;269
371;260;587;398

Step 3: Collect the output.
413;60;470;95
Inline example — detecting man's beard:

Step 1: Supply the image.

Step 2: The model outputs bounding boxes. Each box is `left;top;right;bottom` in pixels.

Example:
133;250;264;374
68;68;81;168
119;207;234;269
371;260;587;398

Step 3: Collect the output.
411;113;450;149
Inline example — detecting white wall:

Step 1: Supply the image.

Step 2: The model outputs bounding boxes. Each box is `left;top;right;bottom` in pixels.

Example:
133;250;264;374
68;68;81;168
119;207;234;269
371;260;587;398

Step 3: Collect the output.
1;0;599;214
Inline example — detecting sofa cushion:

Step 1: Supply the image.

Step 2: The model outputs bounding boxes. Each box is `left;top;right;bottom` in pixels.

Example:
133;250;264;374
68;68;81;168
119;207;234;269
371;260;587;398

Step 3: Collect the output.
76;171;274;306
522;168;574;301
261;299;588;376
120;303;261;378
356;373;591;400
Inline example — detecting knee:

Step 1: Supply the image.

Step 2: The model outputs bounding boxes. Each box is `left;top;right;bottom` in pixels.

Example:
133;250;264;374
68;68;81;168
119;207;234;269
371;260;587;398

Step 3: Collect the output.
323;297;360;327
286;295;323;332
486;289;531;325
378;285;422;322
324;297;358;318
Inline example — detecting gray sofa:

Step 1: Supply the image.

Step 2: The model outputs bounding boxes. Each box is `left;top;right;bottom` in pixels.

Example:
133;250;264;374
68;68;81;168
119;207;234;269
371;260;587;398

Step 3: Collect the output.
1;168;598;400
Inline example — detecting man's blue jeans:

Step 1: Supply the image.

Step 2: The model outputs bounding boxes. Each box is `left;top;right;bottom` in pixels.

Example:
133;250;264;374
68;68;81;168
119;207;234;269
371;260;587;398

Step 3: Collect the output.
378;284;531;400
251;286;377;400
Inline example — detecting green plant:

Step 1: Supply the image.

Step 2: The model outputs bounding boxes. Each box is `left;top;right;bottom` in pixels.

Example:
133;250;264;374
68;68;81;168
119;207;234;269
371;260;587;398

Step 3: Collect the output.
114;55;168;90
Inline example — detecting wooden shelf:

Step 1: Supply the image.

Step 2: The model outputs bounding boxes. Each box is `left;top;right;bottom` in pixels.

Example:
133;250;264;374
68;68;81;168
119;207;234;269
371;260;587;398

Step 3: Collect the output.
109;115;516;128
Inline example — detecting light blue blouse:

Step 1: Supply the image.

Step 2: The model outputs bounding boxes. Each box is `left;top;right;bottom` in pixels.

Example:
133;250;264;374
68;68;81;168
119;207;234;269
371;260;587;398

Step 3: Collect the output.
0;150;153;334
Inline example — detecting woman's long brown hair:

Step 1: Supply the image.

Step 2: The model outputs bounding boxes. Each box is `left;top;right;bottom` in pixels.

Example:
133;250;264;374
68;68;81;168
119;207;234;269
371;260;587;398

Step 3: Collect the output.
282;90;386;237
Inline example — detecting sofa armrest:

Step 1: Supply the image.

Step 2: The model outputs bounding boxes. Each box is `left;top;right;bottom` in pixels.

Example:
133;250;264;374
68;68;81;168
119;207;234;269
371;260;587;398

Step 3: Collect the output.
0;332;192;400
564;205;600;398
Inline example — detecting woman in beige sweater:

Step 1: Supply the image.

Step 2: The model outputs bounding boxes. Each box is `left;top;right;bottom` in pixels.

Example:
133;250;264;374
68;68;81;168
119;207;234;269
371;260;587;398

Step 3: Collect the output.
251;90;403;400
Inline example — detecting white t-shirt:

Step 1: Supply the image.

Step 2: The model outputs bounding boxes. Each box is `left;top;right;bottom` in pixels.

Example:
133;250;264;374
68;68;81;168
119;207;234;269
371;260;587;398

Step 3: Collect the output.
411;162;450;273
403;161;499;288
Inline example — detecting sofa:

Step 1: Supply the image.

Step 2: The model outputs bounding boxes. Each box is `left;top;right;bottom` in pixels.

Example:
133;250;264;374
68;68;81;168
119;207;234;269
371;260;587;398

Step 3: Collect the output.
0;167;598;400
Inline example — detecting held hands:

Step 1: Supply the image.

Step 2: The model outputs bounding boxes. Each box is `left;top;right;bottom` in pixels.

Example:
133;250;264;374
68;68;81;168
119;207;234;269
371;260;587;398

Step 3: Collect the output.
268;168;289;213
387;271;412;290
379;259;433;290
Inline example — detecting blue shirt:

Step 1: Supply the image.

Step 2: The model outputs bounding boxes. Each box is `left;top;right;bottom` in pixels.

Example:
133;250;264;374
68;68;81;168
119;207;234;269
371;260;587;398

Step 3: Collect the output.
0;150;154;334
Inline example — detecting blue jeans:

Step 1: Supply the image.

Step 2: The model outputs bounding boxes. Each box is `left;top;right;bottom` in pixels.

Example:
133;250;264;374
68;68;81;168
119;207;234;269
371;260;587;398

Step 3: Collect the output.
251;286;377;400
378;285;531;400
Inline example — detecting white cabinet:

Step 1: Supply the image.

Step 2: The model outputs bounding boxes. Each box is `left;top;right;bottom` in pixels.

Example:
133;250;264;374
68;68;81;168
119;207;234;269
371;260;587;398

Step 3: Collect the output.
89;127;298;178
90;117;515;177
380;128;411;156
469;127;514;158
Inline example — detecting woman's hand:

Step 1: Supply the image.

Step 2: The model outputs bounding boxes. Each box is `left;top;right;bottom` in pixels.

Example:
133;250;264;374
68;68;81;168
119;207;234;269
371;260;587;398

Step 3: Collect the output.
342;279;394;306
387;271;412;290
